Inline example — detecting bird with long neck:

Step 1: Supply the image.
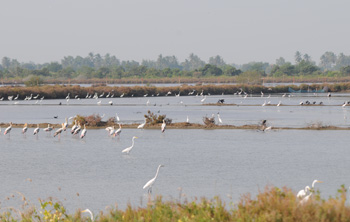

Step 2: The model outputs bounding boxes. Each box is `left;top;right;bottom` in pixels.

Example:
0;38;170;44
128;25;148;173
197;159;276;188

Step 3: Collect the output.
4;122;12;135
22;123;28;134
82;209;93;221
113;124;122;137
33;124;40;135
143;164;164;194
80;124;87;139
122;136;138;154
161;120;166;133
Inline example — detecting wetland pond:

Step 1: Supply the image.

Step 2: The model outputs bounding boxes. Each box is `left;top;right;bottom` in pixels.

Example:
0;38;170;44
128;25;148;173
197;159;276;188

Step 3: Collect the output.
1;93;350;213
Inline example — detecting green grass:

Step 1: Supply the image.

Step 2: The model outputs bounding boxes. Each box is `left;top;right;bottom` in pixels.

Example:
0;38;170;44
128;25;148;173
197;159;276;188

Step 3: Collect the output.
2;186;350;221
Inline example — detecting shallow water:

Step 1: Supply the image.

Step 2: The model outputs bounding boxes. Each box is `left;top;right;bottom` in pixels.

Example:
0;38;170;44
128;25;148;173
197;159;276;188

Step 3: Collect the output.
1;93;350;128
0;128;350;214
1;92;350;214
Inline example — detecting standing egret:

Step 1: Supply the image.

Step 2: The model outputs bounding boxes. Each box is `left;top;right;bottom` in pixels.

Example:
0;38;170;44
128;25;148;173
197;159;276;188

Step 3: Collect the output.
4;122;12;135
161;119;166;133
217;113;223;124
200;95;207;103
137;119;147;129
298;180;323;203
113;123;122;137
22;123;28;134
297;186;310;199
277;101;282;106
33;124;40;135
80;124;87;139
186;116;189;123
143;164;164;194
81;209;94;221
122;136;138;154
115;113;120;122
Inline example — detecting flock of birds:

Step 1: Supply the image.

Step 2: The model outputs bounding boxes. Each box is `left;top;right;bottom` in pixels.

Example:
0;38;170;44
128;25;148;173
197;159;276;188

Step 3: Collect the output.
2;119;87;139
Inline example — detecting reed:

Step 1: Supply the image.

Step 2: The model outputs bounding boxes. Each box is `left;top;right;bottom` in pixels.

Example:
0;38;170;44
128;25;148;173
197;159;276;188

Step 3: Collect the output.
1;186;350;221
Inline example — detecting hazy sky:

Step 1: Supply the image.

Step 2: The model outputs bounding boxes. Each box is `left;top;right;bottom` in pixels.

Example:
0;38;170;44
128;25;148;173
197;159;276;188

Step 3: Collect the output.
1;0;349;65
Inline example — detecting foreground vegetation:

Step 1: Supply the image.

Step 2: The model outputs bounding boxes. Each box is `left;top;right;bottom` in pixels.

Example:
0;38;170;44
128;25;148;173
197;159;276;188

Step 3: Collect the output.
1;186;350;221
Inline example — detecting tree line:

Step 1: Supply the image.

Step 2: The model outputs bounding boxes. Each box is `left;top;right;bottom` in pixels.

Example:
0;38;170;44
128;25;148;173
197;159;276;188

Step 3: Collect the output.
0;51;350;84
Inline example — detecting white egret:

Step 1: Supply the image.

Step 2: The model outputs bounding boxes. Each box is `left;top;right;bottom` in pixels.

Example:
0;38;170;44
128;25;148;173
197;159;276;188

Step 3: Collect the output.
22;123;28;134
113;124;122;137
186;116;189;123
65;93;70;100
4;122;12;135
115;113;120;122
217;113;223;124
33;124;40;135
298;180;323;203
262;101;266;106
81;209;94;221
200;96;207;103
300;192;313;205
105;126;113;134
277;101;282;106
297;186;310;199
109;126;115;136
14;94;19;100
161;119;166;133
97;100;102;105
80;124;87;139
122;136;138;154
108;101;113;105
137;119;147;129
143;164;164;194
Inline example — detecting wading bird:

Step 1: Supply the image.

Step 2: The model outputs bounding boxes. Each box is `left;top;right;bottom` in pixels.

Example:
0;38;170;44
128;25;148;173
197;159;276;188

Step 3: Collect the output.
81;209;94;221
143;164;164;194
4;122;12;135
217;113;223;124
113;123;122;137
137;119;147;129
80;124;87;139
44;124;53;133
161;119;166;133
33;124;40;135
22;123;28;134
53;123;65;138
298;180;323;203
122;136;138;154
297;186;310;199
63;118;68;131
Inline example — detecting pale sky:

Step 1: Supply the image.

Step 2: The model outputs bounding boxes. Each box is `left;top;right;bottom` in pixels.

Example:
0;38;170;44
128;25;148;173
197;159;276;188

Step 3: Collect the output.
1;0;349;65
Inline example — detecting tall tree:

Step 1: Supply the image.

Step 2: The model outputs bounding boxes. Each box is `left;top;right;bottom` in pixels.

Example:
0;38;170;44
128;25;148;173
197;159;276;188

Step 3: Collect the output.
208;55;225;67
319;51;337;70
1;57;10;69
294;51;302;64
275;57;286;66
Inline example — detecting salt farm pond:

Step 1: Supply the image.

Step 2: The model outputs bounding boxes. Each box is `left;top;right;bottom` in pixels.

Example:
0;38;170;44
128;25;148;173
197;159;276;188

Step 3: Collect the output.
1;93;350;213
